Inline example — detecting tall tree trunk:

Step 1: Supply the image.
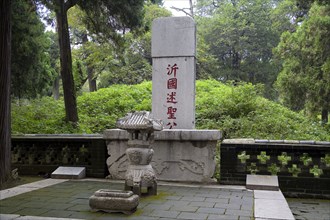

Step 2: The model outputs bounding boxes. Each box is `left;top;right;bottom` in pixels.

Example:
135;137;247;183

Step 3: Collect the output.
81;33;97;92
321;108;328;125
88;68;97;92
0;0;12;186
56;0;78;123
189;0;194;17
52;74;60;100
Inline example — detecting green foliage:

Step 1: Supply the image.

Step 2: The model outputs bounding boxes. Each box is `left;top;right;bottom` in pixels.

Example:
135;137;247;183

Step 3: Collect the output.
69;3;170;90
11;98;80;134
11;0;55;99
195;79;329;140
77;82;152;133
196;0;280;99
12;80;329;141
274;3;330;121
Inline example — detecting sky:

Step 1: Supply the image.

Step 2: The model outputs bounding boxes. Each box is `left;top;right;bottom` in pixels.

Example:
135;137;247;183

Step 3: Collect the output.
163;0;193;16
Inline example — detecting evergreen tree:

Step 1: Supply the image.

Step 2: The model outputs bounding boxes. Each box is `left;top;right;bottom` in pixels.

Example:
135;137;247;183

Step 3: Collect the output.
197;0;279;98
275;3;330;123
38;0;145;124
11;0;55;99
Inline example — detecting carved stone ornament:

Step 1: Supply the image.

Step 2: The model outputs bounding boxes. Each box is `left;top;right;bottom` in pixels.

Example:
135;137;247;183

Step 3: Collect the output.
117;111;163;196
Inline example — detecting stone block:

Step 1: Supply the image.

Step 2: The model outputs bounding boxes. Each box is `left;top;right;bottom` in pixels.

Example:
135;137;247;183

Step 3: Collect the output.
223;139;255;144
152;17;196;57
51;166;86;179
152;57;196;129
255;198;294;220
104;129;221;183
89;189;139;214
254;190;285;200
246;175;279;191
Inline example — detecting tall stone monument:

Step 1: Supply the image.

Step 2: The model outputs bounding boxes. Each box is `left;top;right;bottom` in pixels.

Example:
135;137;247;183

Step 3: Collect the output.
103;16;222;184
151;17;196;129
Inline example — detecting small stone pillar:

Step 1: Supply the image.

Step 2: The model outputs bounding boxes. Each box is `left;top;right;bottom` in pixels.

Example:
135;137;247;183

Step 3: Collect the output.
116;111;163;196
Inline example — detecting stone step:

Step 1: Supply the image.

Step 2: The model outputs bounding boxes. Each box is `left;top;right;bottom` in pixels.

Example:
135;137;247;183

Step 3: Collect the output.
51;166;86;179
246;174;279;191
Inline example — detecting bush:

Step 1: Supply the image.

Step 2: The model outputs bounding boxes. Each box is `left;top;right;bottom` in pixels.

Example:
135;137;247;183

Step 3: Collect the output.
11;80;330;141
77;82;152;133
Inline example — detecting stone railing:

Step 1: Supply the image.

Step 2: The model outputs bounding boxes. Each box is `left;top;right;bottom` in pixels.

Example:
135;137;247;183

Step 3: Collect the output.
220;139;330;198
11;135;107;178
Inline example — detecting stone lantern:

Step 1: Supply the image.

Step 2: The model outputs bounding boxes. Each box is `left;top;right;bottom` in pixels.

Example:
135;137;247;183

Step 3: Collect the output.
116;111;163;196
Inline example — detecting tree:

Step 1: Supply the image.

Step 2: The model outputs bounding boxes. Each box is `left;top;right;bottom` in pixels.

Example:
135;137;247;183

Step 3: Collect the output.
275;3;330;123
39;0;145;124
70;2;170;89
0;0;12;186
197;0;280;98
46;31;61;100
11;0;55;99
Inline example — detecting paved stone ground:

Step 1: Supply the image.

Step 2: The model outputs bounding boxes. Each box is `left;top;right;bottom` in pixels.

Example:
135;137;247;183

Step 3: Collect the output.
0;180;254;220
287;198;330;220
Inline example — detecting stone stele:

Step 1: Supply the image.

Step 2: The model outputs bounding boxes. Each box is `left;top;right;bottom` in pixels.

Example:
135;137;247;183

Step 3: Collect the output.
152;16;196;129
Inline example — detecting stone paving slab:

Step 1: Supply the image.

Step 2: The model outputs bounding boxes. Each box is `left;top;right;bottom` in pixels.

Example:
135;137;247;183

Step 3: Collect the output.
0;214;83;220
0;179;67;200
254;190;295;220
0;179;253;220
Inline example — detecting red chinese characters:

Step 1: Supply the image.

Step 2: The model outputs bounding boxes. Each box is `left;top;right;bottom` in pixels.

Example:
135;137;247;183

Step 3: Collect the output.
166;64;179;129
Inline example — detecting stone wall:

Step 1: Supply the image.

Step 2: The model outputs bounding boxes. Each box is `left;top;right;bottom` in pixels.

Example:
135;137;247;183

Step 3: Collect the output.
220;139;330;199
11;135;108;178
104;129;222;183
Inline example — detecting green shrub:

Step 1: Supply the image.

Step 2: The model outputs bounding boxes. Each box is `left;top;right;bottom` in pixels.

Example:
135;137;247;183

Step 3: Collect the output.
11;80;330;141
77;82;152;133
11;97;81;134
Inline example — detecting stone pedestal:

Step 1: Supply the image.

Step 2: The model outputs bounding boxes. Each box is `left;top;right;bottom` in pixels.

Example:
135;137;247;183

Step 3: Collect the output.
104;129;221;183
89;189;139;214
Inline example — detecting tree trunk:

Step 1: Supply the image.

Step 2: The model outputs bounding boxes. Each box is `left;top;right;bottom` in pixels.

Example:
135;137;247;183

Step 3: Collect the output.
56;0;78;123
321;108;328;125
189;0;194;17
81;33;97;92
52;74;60;100
88;68;97;92
0;0;12;186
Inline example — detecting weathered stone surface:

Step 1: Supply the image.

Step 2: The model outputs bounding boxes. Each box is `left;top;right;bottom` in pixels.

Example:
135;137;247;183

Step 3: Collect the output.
89;189;139;214
154;129;221;141
254;191;295;220
223;139;255;144
126;148;154;165
246;175;279;191
151;17;196;129
51;166;85;179
116;111;163;131
152;57;196;129
152;17;196;57
116;111;160;196
104;129;221;183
